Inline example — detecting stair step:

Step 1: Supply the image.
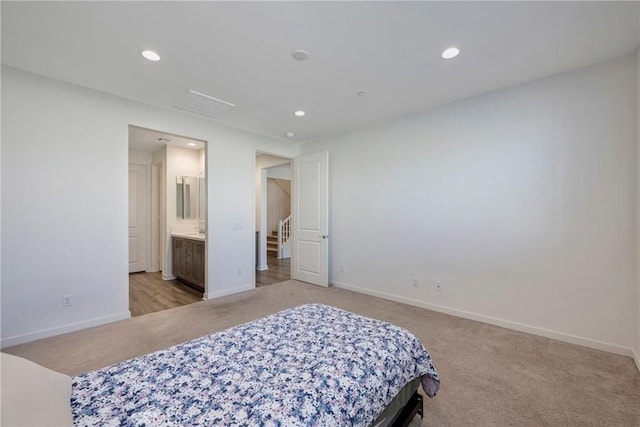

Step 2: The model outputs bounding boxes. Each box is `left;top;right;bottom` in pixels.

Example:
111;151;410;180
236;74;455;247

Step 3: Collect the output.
267;247;278;253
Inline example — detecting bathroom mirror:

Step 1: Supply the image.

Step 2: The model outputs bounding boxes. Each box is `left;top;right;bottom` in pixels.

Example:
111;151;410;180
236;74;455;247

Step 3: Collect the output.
176;176;198;219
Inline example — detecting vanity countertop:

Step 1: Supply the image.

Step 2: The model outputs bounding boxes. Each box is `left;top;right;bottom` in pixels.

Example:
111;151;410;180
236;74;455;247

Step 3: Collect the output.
171;231;205;242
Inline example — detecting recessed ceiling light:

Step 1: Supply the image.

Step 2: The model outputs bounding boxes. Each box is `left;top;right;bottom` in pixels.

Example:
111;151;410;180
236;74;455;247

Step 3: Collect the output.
441;47;460;59
142;50;160;61
357;91;367;97
294;110;306;117
285;132;294;138
187;142;197;147
292;50;309;61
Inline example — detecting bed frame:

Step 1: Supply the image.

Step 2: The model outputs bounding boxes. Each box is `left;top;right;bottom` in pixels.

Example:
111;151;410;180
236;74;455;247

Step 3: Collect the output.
390;392;424;427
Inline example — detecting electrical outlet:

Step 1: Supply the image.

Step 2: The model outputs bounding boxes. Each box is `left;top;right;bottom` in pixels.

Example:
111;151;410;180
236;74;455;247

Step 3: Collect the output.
237;268;242;276
412;278;419;287
435;281;442;291
62;295;73;307
339;265;345;273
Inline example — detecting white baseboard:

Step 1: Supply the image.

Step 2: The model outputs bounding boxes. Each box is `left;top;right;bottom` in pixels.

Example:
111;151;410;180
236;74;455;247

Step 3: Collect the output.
162;273;177;280
1;311;131;349
256;264;269;271
204;284;255;300
633;348;640;373
332;281;635;360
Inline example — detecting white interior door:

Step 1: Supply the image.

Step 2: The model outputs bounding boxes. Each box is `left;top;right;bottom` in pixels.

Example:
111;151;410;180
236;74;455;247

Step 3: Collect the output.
292;151;329;286
129;164;147;273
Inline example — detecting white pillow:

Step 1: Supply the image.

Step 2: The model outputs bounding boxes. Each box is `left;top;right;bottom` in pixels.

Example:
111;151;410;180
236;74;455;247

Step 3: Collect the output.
1;353;73;426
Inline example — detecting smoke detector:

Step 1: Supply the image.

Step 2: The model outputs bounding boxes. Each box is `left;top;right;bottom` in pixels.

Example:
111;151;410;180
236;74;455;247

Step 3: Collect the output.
292;50;309;61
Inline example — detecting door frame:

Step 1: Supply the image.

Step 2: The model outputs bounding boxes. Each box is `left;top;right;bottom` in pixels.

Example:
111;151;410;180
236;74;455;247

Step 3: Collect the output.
253;149;329;287
254;151;293;278
128;125;207;294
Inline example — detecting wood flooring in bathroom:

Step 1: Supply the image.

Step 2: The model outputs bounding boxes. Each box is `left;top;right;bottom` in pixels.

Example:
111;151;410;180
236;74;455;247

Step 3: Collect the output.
129;272;202;317
129;253;291;316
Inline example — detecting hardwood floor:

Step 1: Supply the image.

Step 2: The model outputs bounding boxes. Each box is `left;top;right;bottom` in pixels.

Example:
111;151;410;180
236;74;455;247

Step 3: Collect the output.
256;253;290;287
129;272;202;317
130;254;289;315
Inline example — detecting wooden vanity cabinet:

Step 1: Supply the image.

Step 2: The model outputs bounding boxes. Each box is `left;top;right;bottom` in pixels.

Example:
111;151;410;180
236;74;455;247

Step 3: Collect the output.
172;237;205;291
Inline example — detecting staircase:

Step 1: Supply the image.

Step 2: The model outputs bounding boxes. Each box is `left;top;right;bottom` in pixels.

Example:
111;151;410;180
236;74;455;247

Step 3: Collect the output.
266;215;292;259
266;232;279;256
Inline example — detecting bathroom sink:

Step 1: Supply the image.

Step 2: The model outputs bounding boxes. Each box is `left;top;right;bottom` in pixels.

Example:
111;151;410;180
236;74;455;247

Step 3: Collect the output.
171;231;205;241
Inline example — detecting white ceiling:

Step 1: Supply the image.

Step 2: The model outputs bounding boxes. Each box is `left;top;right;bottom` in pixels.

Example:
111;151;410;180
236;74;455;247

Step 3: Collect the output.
2;2;639;144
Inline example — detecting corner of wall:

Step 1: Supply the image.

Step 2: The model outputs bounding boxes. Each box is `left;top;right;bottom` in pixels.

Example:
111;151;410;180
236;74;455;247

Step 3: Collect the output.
0;64;3;347
636;45;640;370
204;284;254;300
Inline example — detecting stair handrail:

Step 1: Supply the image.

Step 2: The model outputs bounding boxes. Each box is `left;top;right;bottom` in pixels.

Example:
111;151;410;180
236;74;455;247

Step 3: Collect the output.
278;215;292;255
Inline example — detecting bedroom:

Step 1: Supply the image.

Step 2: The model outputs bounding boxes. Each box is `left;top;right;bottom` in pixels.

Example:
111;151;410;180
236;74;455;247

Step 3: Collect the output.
1;1;639;425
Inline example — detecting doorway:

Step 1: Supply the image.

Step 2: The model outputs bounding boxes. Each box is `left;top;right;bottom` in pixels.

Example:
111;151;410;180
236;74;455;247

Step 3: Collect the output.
255;152;292;287
128;125;207;316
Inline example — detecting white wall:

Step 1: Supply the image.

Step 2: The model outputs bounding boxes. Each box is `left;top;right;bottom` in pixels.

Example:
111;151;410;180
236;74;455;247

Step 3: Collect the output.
0;63;3;346
199;148;205;178
129;149;152;166
265;162;292;234
255;154;291;229
302;54;638;355
1;66;299;346
198;147;206;234
635;47;640;369
266;178;291;235
150;147;166;273
267;163;292;180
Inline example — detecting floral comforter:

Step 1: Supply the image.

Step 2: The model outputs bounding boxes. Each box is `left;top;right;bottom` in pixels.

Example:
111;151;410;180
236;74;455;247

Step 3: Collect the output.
72;304;440;426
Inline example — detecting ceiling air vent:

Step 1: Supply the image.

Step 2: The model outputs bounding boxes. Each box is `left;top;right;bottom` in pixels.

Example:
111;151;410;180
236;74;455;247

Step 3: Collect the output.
173;90;236;119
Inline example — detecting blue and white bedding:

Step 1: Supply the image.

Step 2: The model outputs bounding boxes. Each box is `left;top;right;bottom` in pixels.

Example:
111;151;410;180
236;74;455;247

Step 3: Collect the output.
72;304;440;426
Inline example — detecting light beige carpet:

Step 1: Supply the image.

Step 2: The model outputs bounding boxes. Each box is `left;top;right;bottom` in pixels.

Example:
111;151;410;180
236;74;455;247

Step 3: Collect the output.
4;280;639;426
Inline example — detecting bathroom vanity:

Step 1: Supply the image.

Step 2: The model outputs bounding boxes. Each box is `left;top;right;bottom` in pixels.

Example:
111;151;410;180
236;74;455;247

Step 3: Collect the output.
171;233;205;291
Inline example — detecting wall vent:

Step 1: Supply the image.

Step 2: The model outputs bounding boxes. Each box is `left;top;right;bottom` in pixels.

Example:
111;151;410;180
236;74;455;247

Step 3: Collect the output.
173;90;236;118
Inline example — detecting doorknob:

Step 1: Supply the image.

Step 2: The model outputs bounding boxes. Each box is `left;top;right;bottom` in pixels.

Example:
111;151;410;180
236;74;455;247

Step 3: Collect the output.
319;235;328;239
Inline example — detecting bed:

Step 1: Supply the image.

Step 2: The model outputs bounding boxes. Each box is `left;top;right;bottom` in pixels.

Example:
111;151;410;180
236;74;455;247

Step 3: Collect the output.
2;304;440;426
